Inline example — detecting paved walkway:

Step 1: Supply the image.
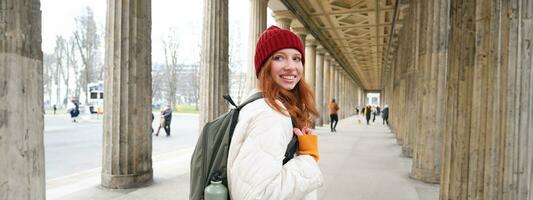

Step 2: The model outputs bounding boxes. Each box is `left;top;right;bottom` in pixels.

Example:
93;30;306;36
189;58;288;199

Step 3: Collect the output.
46;115;439;200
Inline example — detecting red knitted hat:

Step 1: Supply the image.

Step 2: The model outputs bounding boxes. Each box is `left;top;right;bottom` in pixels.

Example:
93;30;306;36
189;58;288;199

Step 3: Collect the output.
254;25;305;77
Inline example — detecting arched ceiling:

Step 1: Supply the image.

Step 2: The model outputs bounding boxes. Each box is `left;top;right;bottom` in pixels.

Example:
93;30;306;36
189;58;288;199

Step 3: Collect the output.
272;0;398;91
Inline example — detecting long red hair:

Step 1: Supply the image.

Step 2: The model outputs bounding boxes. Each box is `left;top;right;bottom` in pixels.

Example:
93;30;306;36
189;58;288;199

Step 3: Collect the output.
257;59;319;129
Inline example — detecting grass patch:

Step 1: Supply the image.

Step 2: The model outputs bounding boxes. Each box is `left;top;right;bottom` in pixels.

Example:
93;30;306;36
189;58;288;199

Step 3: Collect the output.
174;105;199;113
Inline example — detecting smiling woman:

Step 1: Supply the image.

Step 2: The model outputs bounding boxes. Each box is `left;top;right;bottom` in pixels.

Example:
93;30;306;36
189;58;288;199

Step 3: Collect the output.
227;25;323;199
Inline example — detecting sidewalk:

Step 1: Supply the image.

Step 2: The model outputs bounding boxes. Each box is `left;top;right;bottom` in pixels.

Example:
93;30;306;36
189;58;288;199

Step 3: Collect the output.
315;116;439;200
46;115;439;200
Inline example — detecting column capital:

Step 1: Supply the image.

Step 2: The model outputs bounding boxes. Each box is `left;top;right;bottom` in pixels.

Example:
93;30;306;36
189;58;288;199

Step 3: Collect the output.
324;53;333;62
292;26;307;45
332;61;340;69
306;35;317;47
272;10;293;29
316;44;325;55
292;26;307;35
272;10;293;20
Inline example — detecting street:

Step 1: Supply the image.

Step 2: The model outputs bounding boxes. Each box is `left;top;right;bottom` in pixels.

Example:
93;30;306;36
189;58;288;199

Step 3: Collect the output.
44;113;199;179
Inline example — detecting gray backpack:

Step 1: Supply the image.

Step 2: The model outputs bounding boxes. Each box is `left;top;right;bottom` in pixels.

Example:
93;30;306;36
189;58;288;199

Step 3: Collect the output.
189;93;298;200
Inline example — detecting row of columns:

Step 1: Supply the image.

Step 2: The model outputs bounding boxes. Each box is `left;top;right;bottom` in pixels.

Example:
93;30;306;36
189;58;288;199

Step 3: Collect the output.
382;0;533;199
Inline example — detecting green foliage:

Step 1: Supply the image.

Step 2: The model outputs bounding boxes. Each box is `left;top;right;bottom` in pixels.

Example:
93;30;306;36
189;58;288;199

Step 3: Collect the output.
174;104;198;113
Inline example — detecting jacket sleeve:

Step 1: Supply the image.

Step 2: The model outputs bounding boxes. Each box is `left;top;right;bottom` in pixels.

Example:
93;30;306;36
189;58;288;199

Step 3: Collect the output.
228;111;323;200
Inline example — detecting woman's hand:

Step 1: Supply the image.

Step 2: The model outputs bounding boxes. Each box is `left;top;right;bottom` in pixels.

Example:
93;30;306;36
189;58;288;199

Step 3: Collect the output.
302;127;314;135
293;128;304;136
294;127;319;161
293;127;315;136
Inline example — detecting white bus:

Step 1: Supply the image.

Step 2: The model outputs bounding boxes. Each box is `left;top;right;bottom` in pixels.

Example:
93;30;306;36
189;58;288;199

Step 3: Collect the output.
87;81;104;114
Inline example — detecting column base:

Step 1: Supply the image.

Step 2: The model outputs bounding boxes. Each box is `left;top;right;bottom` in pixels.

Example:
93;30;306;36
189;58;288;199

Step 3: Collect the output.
402;145;413;158
410;166;440;184
101;169;153;189
396;138;404;145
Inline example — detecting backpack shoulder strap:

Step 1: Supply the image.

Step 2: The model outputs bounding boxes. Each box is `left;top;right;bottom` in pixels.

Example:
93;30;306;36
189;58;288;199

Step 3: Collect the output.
283;118;298;165
227;92;263;139
237;92;263;110
223;95;238;108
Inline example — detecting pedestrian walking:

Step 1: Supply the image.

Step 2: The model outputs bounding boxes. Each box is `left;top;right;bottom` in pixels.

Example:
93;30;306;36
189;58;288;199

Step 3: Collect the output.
382;105;389;125
154;108;165;136
53;104;57;115
372;106;377;123
151;112;154;134
162;106;172;136
66;99;79;122
329;99;339;132
365;105;372;125
227;25;323;199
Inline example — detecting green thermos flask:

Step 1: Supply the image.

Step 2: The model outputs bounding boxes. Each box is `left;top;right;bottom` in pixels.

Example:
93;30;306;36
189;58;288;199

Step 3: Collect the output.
204;174;228;200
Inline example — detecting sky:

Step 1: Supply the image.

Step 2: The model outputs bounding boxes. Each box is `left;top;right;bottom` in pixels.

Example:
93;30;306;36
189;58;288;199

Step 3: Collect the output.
41;0;275;71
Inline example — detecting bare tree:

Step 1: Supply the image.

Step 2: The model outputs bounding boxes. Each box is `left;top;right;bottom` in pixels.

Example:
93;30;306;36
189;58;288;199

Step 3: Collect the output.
60;37;78;105
43;53;55;107
229;21;246;103
73;6;100;104
66;37;81;103
192;61;200;109
151;67;165;106
161;28;181;109
53;36;67;107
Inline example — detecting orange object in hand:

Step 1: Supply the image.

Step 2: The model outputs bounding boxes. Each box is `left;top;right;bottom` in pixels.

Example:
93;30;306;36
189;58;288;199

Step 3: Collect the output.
297;134;319;161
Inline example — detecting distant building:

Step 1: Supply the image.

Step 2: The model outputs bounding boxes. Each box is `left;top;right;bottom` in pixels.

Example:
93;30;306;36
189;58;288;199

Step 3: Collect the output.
152;63;246;107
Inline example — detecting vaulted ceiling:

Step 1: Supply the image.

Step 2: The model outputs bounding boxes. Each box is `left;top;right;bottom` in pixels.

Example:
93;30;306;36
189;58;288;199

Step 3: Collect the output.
272;0;398;91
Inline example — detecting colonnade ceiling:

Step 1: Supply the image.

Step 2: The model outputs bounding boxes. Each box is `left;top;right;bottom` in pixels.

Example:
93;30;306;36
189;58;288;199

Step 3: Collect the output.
277;0;398;90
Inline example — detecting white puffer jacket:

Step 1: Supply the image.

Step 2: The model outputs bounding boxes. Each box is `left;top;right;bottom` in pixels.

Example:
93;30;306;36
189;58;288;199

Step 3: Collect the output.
227;92;324;200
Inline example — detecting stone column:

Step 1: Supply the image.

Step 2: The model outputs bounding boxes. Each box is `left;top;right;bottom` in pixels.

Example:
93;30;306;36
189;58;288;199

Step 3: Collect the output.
340;72;345;118
344;73;349;117
352;82;357;115
304;36;317;128
315;45;325;126
357;85;360;111
199;0;229;128
503;1;533;199
330;62;337;103
341;71;345;118
244;0;268;95
390;41;404;143
305;37;317;94
411;0;448;184
102;0;153;189
440;1;479;198
339;70;343;118
272;10;293;30
401;0;420;159
322;53;331;125
338;72;342;118
360;87;364;107
0;0;45;199
346;80;351;117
